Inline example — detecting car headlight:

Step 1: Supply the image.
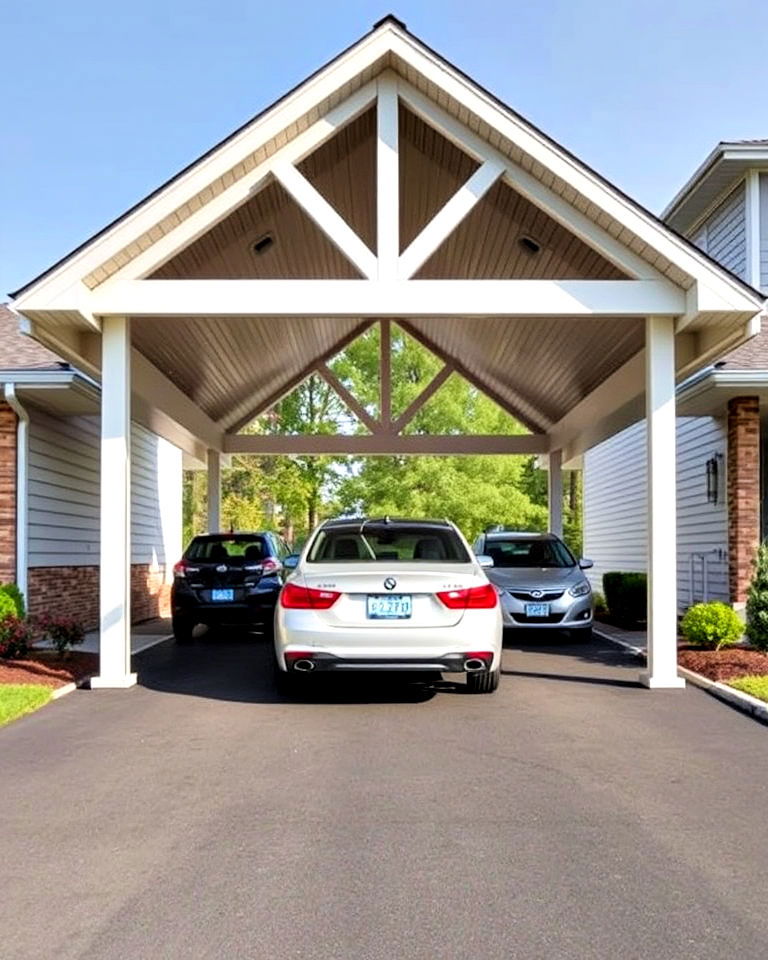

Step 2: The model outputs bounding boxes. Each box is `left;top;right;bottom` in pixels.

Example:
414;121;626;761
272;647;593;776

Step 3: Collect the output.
569;581;591;598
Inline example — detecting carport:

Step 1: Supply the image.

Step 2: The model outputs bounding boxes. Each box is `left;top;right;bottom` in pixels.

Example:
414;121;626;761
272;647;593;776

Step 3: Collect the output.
10;16;763;690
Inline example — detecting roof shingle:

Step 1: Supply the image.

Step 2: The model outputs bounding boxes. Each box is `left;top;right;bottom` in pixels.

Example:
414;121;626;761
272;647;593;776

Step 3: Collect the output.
0;303;64;371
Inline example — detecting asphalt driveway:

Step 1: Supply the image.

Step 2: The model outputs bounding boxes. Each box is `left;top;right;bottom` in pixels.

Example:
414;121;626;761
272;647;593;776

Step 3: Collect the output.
3;633;768;959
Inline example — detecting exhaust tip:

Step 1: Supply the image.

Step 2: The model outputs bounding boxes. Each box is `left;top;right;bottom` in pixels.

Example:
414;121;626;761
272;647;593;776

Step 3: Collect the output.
464;658;487;673
293;659;316;672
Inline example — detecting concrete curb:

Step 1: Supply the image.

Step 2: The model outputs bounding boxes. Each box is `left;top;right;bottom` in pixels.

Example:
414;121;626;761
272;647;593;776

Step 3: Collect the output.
594;626;768;725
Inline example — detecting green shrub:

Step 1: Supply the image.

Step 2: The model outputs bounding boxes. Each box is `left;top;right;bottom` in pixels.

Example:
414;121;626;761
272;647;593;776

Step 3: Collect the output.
0;592;16;621
0;615;34;659
0;583;26;618
681;601;743;650
746;542;768;652
603;572;647;626
35;614;85;657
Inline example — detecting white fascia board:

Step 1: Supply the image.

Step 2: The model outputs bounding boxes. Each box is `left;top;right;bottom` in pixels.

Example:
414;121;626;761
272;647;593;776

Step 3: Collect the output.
388;32;764;315
89;278;685;318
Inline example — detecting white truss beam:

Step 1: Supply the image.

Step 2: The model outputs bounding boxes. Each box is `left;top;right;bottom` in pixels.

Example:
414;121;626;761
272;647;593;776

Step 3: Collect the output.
91;278;684;318
376;73;400;279
273;162;377;279
398;159;505;279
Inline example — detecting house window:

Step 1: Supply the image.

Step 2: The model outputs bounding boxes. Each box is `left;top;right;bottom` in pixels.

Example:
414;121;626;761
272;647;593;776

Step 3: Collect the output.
706;453;723;504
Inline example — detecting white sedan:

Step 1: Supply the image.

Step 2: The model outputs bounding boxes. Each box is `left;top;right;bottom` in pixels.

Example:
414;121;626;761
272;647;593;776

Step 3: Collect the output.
274;518;503;693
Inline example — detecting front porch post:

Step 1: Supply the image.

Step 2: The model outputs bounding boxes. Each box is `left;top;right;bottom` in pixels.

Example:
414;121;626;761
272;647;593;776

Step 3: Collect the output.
207;449;221;532
91;316;135;689
548;449;563;538
642;315;684;689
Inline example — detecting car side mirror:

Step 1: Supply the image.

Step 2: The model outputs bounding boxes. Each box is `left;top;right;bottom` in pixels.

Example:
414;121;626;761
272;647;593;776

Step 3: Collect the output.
476;555;495;568
284;554;300;570
579;558;594;570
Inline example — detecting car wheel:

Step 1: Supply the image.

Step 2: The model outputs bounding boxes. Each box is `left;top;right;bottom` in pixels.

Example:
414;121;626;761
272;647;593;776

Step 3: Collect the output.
172;616;194;644
467;667;500;694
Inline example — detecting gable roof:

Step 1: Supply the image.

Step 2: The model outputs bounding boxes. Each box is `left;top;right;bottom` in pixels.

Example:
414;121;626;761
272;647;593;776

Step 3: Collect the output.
11;15;764;317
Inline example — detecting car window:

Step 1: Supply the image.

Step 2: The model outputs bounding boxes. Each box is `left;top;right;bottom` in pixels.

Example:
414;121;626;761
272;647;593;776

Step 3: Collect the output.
307;525;470;563
186;536;268;563
485;538;575;568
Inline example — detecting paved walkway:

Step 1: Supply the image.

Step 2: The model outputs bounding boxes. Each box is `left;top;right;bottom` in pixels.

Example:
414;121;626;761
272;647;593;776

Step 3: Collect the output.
36;617;174;656
4;633;768;959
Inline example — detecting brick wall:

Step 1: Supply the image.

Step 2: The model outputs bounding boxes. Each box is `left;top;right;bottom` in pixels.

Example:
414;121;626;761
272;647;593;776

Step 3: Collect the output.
727;397;760;605
0;402;16;583
28;564;171;629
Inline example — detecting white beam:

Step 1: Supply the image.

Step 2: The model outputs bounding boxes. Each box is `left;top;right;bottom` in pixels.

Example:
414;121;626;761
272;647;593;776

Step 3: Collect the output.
398;159;505;279
377;73;400;279
223;433;550;456
746;170;762;289
273;162;377;279
92;317;136;689
642;316;685;689
90;279;686;318
397;83;666;283
207;450;221;532
548;449;563;538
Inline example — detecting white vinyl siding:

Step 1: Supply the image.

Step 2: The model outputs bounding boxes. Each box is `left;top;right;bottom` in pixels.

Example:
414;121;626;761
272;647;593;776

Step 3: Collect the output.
691;182;746;280
583;417;728;612
759;173;768;291
27;408;182;569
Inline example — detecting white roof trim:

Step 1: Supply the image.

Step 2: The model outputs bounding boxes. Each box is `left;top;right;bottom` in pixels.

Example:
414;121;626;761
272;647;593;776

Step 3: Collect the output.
12;18;765;320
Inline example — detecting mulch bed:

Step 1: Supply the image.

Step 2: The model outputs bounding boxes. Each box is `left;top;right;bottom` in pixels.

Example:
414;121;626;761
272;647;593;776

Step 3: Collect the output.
678;646;768;683
0;651;99;689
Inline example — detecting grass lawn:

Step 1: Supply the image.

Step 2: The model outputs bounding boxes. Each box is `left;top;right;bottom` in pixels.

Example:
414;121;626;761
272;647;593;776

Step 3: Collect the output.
727;675;768;702
0;684;53;727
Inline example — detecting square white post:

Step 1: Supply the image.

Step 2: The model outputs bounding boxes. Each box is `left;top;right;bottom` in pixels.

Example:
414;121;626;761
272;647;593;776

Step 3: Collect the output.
548;449;563;538
92;316;136;689
207;449;221;532
642;316;684;689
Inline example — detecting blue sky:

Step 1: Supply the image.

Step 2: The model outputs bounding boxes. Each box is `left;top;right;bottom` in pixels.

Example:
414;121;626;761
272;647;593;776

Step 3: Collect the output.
2;0;767;296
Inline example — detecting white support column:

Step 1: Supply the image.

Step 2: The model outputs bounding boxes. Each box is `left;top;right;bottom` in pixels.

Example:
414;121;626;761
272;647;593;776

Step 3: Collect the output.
548;449;563;538
376;74;399;279
92;316;135;689
642;316;685;689
207;449;221;533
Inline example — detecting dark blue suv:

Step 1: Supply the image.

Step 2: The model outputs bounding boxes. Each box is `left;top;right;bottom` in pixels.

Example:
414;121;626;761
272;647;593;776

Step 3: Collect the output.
171;532;291;642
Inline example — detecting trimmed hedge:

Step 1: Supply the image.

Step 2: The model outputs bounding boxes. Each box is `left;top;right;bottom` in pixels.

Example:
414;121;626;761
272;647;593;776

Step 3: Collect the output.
681;601;743;650
0;583;25;618
603;572;647;626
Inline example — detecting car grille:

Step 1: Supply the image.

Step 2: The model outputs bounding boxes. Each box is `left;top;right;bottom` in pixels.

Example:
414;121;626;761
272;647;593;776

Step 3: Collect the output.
511;612;565;624
509;590;564;602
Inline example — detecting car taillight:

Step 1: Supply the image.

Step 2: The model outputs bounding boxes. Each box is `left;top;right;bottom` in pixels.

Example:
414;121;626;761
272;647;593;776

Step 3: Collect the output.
280;582;341;610
261;557;281;575
173;560;187;578
436;583;498;609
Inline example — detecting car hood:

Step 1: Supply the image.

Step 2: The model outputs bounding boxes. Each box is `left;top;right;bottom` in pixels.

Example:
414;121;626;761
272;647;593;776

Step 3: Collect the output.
486;565;585;591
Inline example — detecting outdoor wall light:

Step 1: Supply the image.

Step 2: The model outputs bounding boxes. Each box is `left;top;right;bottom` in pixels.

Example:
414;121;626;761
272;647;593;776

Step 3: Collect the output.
518;235;541;254
252;233;274;255
706;453;724;504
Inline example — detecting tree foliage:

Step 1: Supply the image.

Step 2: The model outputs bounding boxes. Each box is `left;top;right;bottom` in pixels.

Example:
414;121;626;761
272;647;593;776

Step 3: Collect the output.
182;324;583;550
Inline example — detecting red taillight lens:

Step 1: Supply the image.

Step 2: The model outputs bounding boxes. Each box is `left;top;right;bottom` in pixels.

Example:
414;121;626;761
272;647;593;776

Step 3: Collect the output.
436;583;498;610
261;557;281;575
284;649;315;664
173;560;187;578
280;582;341;610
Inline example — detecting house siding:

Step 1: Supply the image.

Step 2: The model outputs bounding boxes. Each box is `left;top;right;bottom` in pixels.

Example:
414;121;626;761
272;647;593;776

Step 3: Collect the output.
760;173;768;290
27;408;182;570
583;417;728;612
693;182;747;280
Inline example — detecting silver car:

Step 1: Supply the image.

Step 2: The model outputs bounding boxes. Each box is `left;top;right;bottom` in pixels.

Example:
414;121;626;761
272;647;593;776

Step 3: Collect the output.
472;531;594;639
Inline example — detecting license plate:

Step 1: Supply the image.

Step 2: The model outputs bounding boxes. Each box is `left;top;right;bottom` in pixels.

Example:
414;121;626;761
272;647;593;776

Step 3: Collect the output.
366;594;412;619
525;603;550;617
211;588;234;602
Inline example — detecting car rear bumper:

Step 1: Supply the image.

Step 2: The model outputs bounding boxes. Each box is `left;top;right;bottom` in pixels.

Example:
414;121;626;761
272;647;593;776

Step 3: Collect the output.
172;588;280;625
278;651;492;673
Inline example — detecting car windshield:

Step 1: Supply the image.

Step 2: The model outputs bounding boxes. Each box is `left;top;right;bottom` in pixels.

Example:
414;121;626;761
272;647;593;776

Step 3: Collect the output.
307;524;470;563
186;536;268;564
485;538;575;569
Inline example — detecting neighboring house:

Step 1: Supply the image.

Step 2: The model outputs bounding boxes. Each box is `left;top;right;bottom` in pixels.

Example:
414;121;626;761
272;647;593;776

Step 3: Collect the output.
584;144;768;610
0;303;182;626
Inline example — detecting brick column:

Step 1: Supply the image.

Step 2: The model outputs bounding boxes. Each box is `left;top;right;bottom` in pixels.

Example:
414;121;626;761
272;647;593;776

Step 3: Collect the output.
0;401;17;583
727;397;760;605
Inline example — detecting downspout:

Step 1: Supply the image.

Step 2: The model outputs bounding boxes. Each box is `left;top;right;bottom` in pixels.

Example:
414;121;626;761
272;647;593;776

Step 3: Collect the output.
3;384;29;600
